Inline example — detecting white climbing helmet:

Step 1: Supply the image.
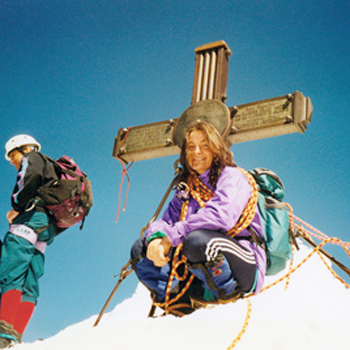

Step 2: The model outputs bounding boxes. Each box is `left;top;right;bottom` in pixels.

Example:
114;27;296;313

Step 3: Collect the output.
5;134;41;161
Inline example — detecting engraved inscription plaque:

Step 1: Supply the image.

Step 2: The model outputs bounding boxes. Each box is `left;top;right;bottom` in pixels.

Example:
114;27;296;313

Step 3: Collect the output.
123;122;174;153
232;96;293;132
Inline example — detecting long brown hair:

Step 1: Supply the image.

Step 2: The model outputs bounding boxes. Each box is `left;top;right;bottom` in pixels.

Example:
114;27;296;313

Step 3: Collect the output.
179;120;235;187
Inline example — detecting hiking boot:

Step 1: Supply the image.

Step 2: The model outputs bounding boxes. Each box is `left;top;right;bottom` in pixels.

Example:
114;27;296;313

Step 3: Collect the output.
0;332;21;348
0;321;22;348
0;336;15;349
187;254;238;300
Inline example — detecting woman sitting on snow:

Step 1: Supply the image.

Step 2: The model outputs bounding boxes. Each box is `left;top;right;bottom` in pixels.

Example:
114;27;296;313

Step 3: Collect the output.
131;120;266;315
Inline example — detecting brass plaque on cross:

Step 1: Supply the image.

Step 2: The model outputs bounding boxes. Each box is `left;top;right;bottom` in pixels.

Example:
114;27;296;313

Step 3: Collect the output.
226;91;312;145
233;97;292;131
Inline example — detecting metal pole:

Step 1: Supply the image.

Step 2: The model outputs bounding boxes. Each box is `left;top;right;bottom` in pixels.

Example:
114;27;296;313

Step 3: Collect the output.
93;259;133;327
296;230;350;277
94;169;180;327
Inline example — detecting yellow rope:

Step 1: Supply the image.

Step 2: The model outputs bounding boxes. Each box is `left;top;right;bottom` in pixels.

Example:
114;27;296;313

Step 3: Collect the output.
282;203;295;291
247;218;350;298
293;225;350;288
227;168;259;237
153;243;196;314
225;204;350;349
226;299;252;350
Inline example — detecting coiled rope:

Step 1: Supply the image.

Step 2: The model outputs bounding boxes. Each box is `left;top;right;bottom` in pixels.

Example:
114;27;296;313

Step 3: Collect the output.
226;168;259;238
156;168;350;350
230;200;350;349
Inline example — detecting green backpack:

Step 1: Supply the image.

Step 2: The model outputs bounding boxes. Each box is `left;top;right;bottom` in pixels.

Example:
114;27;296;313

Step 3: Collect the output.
249;168;294;276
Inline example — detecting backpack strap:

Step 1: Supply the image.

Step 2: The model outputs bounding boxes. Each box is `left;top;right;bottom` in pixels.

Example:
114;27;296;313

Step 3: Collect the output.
41;154;84;180
252;167;284;189
245;226;267;253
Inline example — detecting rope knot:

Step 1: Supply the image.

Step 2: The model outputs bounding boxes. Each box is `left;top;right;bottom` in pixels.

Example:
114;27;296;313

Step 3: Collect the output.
115;126;134;223
115;159;134;223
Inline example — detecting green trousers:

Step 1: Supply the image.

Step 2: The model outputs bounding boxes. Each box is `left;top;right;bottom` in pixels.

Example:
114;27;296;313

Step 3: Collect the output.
0;211;55;303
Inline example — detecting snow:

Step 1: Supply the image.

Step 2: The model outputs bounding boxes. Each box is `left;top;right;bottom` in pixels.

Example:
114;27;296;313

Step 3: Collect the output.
16;242;350;350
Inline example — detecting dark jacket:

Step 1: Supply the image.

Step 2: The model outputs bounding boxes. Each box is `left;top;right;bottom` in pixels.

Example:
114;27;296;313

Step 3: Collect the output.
11;151;57;213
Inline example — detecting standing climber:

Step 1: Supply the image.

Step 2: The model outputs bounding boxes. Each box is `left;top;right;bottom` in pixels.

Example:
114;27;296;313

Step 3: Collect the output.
131;121;267;315
0;135;57;347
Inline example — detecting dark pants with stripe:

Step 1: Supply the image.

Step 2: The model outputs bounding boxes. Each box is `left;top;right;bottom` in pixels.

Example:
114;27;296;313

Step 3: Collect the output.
131;229;257;303
183;230;257;293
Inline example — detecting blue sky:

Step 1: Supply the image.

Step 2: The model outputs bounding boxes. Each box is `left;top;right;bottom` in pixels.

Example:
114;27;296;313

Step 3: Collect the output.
0;0;349;343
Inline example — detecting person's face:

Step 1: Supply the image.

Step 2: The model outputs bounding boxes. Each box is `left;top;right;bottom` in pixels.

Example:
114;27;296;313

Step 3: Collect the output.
186;130;214;175
9;149;25;171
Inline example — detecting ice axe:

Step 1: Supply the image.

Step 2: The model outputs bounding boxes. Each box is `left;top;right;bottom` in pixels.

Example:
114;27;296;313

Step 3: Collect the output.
93;172;180;327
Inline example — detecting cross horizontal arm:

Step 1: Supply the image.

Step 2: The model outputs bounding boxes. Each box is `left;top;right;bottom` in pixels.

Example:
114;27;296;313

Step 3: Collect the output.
226;90;313;147
113;91;313;164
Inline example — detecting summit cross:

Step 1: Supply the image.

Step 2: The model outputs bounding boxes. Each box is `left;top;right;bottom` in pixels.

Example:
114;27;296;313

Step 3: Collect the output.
112;40;313;164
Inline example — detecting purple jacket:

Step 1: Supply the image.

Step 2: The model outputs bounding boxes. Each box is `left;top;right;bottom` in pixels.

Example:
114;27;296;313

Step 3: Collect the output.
146;166;266;292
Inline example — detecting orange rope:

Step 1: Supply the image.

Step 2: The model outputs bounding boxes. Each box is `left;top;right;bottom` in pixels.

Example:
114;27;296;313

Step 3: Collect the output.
188;167;259;238
225;206;350;349
291;213;350;247
248;220;350;297
226;299;252;350
282;202;295;291
294;225;350;288
227;168;259;237
153;173;213;313
152;243;196;313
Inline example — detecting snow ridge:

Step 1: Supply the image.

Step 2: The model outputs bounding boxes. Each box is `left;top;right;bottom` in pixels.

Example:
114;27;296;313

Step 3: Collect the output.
17;242;350;350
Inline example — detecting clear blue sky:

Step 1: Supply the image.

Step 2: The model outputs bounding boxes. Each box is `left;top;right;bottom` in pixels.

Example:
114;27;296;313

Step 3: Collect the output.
0;0;349;343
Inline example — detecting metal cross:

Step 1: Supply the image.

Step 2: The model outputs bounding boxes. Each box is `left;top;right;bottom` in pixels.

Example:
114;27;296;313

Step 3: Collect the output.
112;40;313;163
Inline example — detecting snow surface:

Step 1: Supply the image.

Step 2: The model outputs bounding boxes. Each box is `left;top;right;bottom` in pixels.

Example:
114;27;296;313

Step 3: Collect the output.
16;242;349;350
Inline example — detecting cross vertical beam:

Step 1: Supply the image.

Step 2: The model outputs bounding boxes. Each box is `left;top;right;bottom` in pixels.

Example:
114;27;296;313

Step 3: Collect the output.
192;40;232;104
